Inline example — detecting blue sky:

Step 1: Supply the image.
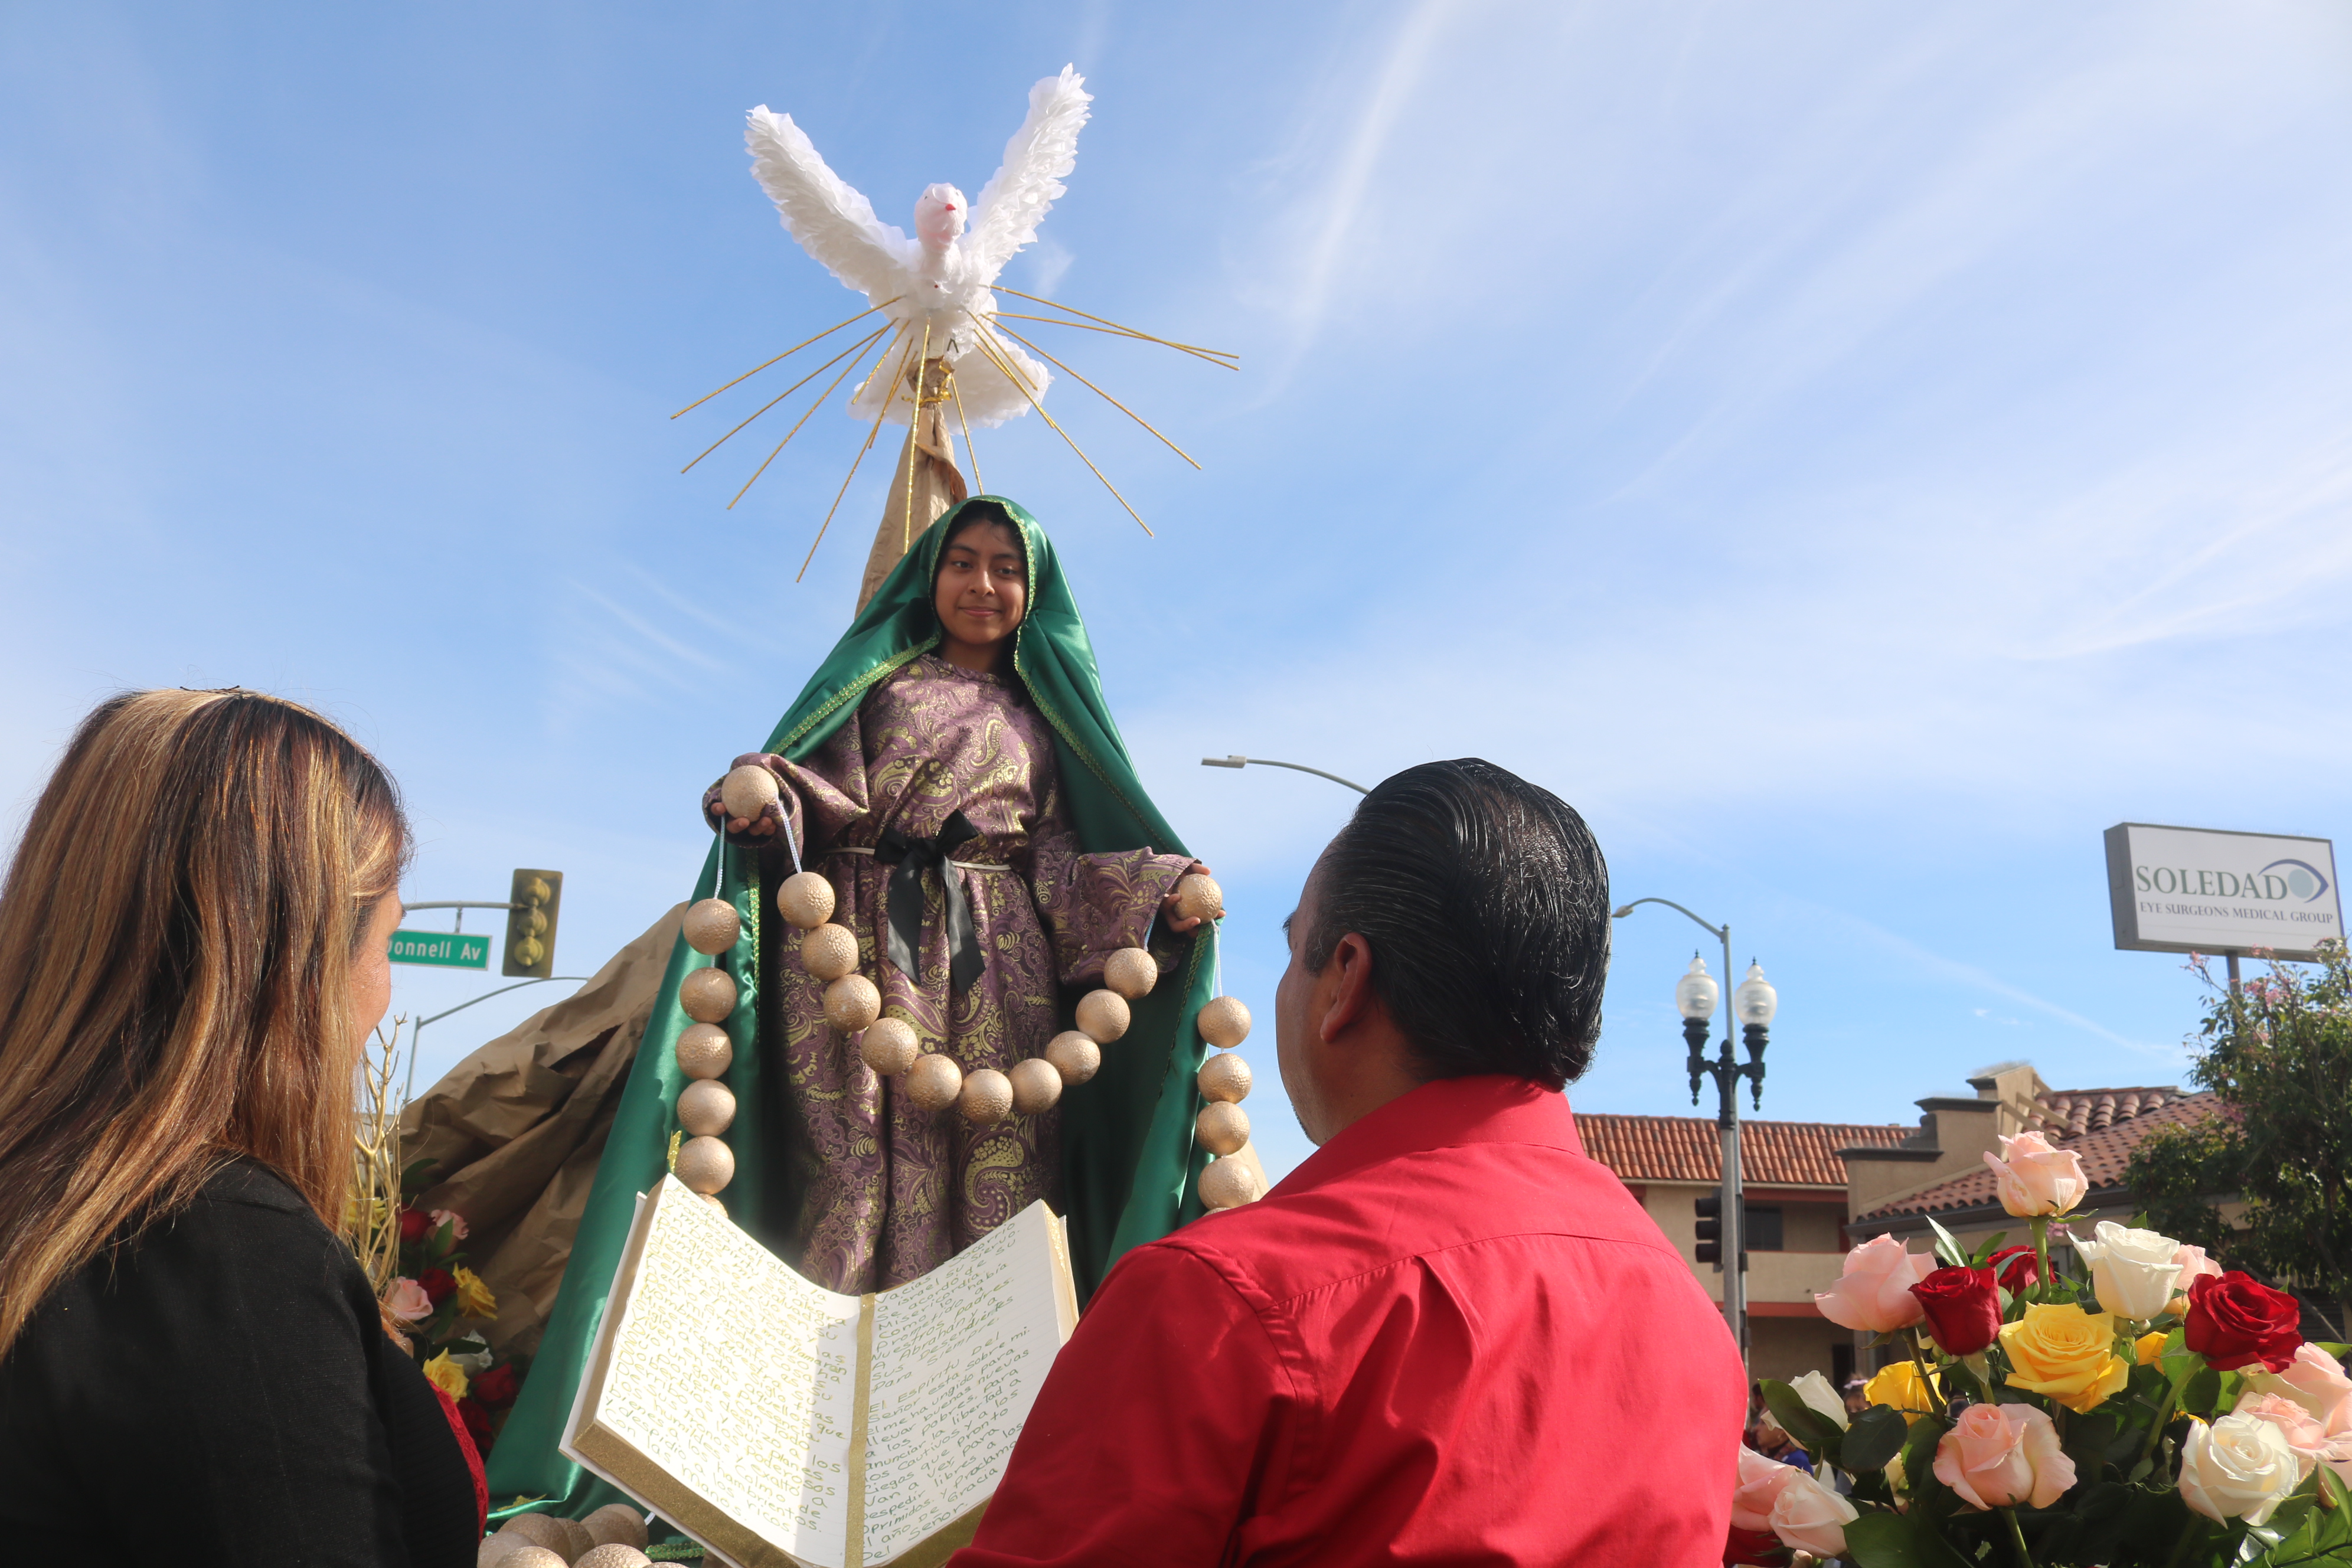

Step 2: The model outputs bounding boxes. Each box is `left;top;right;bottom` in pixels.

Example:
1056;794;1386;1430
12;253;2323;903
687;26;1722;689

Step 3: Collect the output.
4;2;2349;1183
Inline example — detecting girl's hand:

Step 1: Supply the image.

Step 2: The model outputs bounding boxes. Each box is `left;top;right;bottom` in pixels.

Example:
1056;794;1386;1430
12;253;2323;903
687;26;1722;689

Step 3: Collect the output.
1159;863;1217;934
704;753;788;839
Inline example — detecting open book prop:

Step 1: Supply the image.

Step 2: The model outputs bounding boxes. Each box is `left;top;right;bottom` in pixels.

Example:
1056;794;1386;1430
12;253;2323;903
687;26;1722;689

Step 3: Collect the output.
563;1178;1077;1568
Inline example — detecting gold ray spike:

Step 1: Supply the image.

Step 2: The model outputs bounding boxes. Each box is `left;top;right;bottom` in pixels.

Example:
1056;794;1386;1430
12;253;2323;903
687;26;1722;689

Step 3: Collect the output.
963;316;1153;537
902;321;932;554
849;319;914;406
990;286;1238;366
682;323;890;475
986;311;1239;371
988;321;1201;470
949;370;983;495
726;326;895;511
797;329;923;578
672;297;906;419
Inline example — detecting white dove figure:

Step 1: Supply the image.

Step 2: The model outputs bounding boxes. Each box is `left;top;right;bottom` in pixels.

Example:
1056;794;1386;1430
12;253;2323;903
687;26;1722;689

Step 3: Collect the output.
745;66;1091;429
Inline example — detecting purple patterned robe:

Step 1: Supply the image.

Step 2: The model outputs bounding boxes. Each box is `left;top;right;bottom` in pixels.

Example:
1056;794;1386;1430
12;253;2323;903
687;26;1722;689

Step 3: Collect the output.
762;653;1191;1293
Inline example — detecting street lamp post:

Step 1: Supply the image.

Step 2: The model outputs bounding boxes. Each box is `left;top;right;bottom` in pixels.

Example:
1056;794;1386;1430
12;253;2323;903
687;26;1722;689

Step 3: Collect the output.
1613;897;1778;1367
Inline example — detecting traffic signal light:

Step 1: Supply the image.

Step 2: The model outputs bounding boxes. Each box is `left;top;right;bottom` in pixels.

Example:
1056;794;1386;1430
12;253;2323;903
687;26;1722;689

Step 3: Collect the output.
502;869;563;978
1694;1193;1723;1266
1693;1193;1749;1272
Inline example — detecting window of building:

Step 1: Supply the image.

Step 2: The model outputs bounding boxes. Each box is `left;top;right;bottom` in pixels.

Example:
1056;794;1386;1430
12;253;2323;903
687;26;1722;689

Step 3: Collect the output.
1743;1204;1784;1252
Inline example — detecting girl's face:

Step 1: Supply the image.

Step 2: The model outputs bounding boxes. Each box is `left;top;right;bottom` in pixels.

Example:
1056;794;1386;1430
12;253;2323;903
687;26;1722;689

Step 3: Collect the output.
933;519;1028;671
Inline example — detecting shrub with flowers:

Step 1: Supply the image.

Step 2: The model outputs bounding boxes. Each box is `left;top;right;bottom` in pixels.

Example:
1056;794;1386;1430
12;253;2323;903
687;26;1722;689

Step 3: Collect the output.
1730;1132;2352;1567
386;1166;530;1458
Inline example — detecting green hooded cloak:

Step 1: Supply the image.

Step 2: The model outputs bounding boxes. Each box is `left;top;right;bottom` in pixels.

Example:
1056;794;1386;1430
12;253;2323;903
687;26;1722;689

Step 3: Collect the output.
486;497;1216;1515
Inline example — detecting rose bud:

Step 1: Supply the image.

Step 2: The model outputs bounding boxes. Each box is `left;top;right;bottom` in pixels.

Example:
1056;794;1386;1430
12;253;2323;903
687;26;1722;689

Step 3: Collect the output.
2186;1272;2304;1373
418;1266;457;1306
1987;1244;2040;1294
1911;1265;2002;1356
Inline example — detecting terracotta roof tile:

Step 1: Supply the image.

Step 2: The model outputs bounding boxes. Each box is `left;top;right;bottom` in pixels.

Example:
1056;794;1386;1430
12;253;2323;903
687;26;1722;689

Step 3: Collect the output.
2026;1084;2183;1138
1576;1113;1913;1187
1858;1092;2226;1220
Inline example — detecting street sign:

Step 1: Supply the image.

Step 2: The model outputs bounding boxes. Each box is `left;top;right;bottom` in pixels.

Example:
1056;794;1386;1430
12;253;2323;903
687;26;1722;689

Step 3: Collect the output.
388;930;492;970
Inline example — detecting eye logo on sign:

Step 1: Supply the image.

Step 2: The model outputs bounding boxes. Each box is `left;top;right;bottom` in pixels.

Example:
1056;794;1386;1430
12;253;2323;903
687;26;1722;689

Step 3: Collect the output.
2262;859;2330;903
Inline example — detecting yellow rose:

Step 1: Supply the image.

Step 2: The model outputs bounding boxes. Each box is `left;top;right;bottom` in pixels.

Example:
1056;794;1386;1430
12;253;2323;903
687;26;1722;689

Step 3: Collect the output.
2000;1302;2128;1413
2137;1331;2170;1366
1864;1360;1943;1415
453;1266;497;1320
422;1351;469;1402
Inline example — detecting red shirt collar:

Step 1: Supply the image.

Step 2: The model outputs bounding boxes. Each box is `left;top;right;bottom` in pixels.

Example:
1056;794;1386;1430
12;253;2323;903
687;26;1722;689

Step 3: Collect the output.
1266;1074;1583;1199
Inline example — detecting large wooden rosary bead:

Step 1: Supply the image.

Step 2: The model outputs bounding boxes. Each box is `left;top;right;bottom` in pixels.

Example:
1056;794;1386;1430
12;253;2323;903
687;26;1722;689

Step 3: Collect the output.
721;764;780;824
959;1067;1014;1126
1197;1052;1252;1104
1197;995;1251;1049
801;923;860;982
1045;1030;1101;1086
584;1505;651;1551
680;967;736;1024
1198;1155;1263;1210
905;1053;963;1110
823;974;881;1031
776;870;836;930
675;1135;735;1194
1008;1057;1063;1114
1103;947;1157;1000
486;1545;566;1568
1172;874;1224;923
677;1079;736;1136
682;898;741;956
1195;1100;1250;1157
859;1016;920;1076
560;1521;598;1563
675;1023;733;1080
1074;989;1130;1044
576;1547;653;1568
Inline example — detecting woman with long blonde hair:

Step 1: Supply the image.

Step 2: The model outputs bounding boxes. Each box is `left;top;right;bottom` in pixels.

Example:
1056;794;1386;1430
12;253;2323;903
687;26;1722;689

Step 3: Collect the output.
0;690;481;1566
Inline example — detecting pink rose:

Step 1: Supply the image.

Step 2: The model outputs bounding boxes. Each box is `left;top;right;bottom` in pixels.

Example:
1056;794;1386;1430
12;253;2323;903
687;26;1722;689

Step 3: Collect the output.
430;1208;469;1241
1768;1468;1858;1557
1730;1446;1805;1533
2233;1393;2325;1478
2165;1243;2225;1316
1932;1402;2076;1510
386;1276;433;1323
2242;1343;2352;1429
1815;1236;1935;1332
1984;1131;2088;1219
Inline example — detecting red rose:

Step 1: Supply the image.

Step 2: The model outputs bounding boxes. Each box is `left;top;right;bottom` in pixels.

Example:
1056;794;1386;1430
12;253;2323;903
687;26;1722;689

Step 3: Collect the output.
398;1207;433;1244
1987;1244;2039;1293
1910;1265;2002;1355
418;1267;456;1306
457;1394;495;1447
1724;1525;1788;1565
472;1363;520;1408
2186;1271;2302;1371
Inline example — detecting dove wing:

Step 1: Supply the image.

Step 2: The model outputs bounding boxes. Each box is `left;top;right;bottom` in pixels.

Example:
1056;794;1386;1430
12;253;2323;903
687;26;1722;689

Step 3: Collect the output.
744;106;911;300
963;66;1092;283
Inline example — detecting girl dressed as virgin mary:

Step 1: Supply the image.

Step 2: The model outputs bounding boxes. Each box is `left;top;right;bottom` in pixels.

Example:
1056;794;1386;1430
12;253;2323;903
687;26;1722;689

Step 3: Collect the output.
487;497;1225;1513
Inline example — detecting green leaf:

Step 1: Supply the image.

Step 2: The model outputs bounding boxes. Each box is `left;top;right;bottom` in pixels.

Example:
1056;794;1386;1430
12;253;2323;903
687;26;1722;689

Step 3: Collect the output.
2063;1410;2120;1480
1925;1213;1969;1270
1843;1405;1910;1473
1759;1377;1845;1462
2181;1366;2223;1418
1969;1230;2011;1266
1900;1412;1952;1492
1843;1511;1978;1568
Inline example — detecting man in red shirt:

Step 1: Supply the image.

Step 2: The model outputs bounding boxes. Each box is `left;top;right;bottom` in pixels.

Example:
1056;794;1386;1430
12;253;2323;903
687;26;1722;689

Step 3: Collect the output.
953;759;1746;1566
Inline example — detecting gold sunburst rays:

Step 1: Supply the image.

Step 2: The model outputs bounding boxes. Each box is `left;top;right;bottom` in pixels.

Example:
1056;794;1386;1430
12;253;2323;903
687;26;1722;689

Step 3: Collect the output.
678;282;1232;571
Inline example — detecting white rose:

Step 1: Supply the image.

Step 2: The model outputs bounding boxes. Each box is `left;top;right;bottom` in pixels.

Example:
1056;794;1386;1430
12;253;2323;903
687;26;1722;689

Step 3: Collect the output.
1788;1370;1850;1432
2179;1413;2303;1525
2074;1221;2184;1322
1769;1468;1858;1557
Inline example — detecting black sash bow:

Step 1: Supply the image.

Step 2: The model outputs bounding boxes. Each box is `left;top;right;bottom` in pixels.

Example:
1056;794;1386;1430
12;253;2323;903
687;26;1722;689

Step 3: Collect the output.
874;811;985;992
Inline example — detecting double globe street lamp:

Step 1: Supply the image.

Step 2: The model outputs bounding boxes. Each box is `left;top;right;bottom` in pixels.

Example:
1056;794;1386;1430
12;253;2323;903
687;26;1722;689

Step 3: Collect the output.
1613;897;1779;1366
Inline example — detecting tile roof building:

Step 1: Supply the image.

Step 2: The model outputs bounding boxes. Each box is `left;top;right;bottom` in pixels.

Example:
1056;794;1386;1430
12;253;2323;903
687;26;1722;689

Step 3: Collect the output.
1573;1062;2230;1387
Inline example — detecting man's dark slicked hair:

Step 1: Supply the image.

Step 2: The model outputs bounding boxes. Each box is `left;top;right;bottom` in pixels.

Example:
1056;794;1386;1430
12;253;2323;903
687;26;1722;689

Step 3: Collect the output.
1302;758;1609;1090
